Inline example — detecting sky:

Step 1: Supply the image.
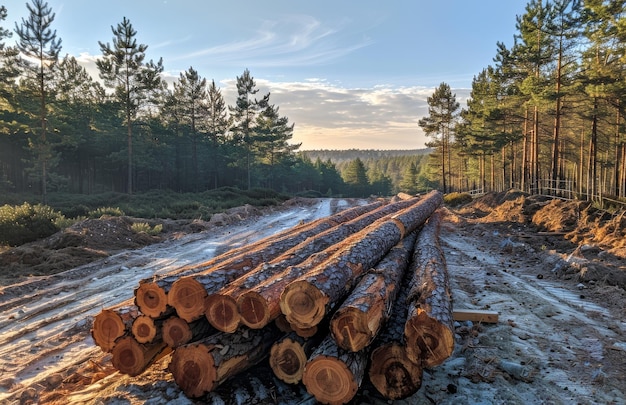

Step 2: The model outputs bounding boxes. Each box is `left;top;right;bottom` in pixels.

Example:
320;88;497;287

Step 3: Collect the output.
5;0;529;150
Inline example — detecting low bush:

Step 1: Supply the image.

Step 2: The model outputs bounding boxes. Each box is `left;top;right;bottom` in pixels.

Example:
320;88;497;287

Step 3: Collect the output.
444;192;473;207
0;203;65;246
131;222;163;236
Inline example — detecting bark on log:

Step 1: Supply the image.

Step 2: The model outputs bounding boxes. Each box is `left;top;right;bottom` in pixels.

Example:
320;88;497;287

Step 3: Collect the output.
168;325;283;398
162;316;214;348
330;231;417;352
205;198;420;332
367;271;423;400
131;315;162;344
281;191;443;330
91;303;138;352
302;334;368;405
270;331;323;384
167;202;386;322
110;336;171;376
135;201;382;318
403;210;454;367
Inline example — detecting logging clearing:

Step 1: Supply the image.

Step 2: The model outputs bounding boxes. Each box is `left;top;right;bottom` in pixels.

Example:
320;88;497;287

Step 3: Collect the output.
1;192;626;404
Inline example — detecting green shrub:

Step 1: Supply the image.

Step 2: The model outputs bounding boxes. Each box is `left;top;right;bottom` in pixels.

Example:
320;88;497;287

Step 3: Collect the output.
444;192;473;207
89;206;125;218
131;222;163;236
0;203;64;246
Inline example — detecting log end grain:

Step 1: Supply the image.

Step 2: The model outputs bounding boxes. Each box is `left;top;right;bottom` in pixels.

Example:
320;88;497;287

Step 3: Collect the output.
330;306;377;352
237;291;271;329
269;336;307;384
162;316;193;348
135;282;168;318
205;294;240;333
404;307;454;368
92;309;128;352
131;315;157;344
168;343;217;398
369;343;422;400
303;355;358;405
168;277;208;323
280;280;329;330
111;336;170;377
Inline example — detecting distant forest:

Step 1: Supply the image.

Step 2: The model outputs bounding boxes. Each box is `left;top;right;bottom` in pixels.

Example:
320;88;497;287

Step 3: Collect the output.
3;1;626;205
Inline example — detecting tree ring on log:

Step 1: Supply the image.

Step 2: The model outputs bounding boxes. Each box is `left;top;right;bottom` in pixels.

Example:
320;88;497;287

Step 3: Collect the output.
404;308;454;367
111;336;145;376
168;277;207;322
163;317;192;348
270;337;307;384
280;280;328;329
205;294;239;333
135;283;167;318
237;291;270;329
369;343;422;400
131;315;156;343
331;308;371;352
92;309;126;352
168;343;216;398
303;355;357;404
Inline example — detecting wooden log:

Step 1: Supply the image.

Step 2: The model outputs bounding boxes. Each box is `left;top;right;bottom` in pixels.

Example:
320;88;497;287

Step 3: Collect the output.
162;316;214;348
136;201;384;318
404;210;455;367
270;331;323;384
368;273;422;400
91;303;138;352
281;190;443;330
302;334;368;405
330;231;417;352
131;315;162;344
453;309;499;324
110;336;171;376
205;198;421;332
168;325;283;398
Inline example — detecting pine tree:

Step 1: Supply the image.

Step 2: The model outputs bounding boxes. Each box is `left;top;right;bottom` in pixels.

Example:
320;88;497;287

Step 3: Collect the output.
206;79;229;189
342;157;369;197
418;82;460;193
96;17;164;194
14;0;61;204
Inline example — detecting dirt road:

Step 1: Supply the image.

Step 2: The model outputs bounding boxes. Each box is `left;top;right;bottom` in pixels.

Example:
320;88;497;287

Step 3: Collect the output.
1;197;625;404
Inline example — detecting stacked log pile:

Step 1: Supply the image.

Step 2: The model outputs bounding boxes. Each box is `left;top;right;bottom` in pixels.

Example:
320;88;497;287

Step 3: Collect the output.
91;190;455;403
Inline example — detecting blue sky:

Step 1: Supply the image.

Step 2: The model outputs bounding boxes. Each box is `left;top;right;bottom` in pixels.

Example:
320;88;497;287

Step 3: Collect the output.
6;0;528;150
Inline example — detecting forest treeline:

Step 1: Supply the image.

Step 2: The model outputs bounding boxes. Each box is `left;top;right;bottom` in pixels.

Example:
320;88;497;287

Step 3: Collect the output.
3;0;626;205
420;0;626;203
0;1;434;202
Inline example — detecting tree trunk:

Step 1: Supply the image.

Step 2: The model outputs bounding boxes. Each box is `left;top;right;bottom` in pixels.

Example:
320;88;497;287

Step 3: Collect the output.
368;267;422;400
162;316;214;348
135;201;383;318
330;231;417;352
270;331;323;384
281;191;443;330
168;325;282;398
205;198;420;332
302;334;368;405
131;315;162;344
91;303;138;352
110;336;171;376
404;211;454;367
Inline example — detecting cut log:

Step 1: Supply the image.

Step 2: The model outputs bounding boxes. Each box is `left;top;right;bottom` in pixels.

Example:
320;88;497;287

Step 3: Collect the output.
368;267;423;400
369;343;422;400
302;334;368;405
205;198;420;332
270;331;323;384
162;316;214;348
453;309;499;324
330;231;417;352
91;304;138;352
404;210;455;367
110;336;171;376
131;315;162;344
136;201;383;319
281;191;443;330
168;325;282;398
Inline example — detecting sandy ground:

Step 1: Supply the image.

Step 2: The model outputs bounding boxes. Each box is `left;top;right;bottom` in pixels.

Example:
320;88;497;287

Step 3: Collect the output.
0;194;625;404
